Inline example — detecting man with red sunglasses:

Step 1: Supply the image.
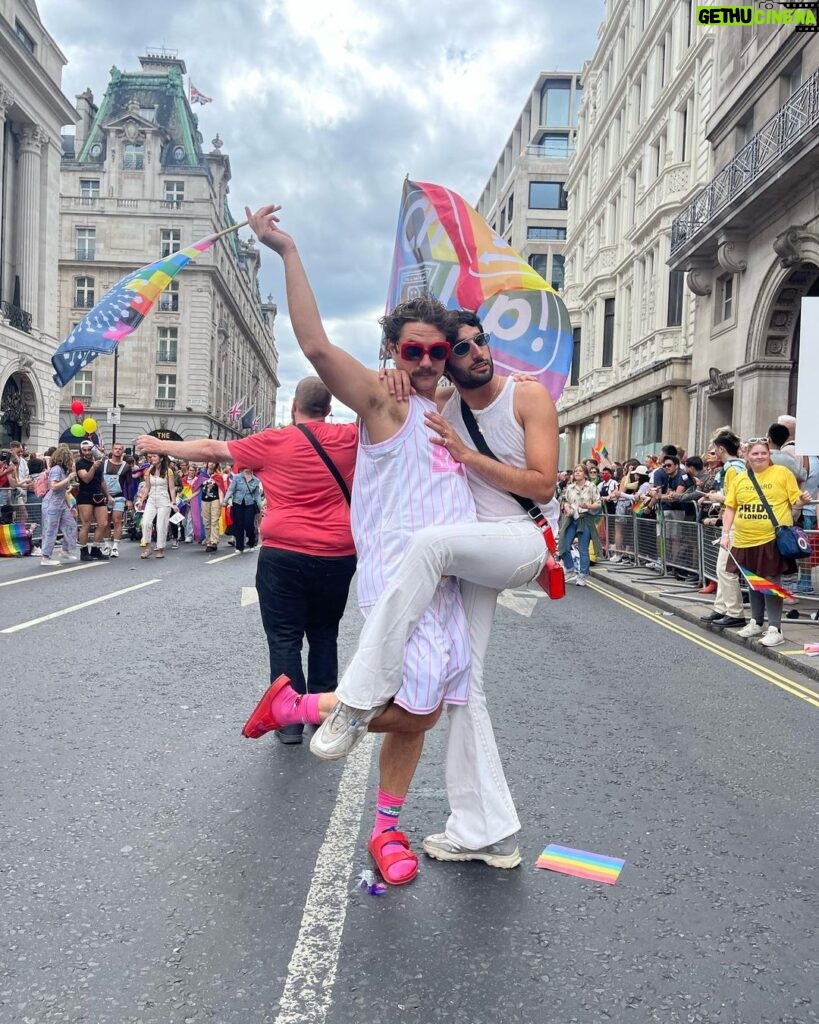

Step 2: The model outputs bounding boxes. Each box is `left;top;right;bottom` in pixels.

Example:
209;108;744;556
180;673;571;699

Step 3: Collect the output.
240;203;479;885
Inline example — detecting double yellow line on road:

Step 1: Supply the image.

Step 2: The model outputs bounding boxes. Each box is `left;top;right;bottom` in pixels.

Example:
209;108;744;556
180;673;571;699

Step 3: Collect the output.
587;579;819;709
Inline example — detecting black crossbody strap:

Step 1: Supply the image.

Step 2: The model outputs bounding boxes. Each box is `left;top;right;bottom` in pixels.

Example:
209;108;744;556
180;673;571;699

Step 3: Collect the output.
458;399;554;552
295;424;351;505
746;468;779;528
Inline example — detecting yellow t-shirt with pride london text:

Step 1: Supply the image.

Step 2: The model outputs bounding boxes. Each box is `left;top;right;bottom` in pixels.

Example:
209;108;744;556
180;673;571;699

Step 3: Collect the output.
725;464;802;548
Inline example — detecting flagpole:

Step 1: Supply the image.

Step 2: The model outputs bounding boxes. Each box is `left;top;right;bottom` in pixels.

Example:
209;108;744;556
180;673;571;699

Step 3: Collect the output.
211;219;249;241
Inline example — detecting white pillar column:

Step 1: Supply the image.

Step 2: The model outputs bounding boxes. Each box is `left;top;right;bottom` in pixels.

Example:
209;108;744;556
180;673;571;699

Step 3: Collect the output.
0;86;15;295
15;123;48;320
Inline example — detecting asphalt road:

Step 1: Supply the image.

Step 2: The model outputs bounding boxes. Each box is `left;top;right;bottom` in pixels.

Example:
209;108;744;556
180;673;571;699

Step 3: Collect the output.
1;541;816;1024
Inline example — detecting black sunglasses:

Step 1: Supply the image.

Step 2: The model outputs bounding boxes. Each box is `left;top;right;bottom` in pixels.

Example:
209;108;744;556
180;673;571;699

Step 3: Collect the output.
451;332;490;357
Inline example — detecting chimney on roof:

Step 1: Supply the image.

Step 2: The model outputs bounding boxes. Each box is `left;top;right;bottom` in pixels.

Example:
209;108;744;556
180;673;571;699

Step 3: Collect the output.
74;88;97;151
138;48;187;75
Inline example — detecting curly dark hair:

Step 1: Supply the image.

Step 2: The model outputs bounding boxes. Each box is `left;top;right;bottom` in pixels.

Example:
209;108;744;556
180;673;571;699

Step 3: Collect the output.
379;296;458;346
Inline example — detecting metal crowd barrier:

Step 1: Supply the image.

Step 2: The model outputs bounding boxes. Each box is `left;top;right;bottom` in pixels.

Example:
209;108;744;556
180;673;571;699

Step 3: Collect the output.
603;512;819;595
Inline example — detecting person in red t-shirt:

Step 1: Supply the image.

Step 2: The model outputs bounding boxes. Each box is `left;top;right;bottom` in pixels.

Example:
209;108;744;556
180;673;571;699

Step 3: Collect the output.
135;377;357;743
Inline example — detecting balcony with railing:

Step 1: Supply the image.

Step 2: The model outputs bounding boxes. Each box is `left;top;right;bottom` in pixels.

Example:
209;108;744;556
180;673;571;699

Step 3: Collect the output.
74;248;96;261
0;300;32;333
154;398;175;409
670;69;819;263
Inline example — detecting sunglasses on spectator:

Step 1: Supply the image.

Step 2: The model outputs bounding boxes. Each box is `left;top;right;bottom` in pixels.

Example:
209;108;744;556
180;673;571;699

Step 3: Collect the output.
662;462;676;469
398;340;452;362
451;332;491;357
747;437;770;445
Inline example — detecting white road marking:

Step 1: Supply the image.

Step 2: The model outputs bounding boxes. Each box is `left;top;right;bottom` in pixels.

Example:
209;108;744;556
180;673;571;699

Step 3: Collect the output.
240;587;259;607
0;562;106;588
207;551;239;564
1;579;160;634
274;734;375;1024
497;590;538;617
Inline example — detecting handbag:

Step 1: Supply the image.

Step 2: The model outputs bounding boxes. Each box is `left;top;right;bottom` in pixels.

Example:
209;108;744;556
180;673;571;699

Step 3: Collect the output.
295;424;351;505
746;468;810;559
459;400;565;599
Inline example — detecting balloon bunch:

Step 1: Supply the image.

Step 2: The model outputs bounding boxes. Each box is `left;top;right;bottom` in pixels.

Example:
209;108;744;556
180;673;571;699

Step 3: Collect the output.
69;400;97;439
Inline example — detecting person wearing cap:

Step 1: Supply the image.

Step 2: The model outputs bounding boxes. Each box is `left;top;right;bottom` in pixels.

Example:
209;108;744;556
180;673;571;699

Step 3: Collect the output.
76;441;110;560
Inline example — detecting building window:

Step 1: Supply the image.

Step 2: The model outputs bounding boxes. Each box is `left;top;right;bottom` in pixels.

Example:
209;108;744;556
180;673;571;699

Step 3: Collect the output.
157;374;177;401
737;108;754;151
571;327;581;386
157;327;178;363
160;229;181;256
716;274;734;323
80;179;100;199
540;78;571;126
678;102;690;162
630;396;662;462
73;370;93;399
782;58;802;101
528;254;549;280
75;227;96;261
122;142;144;170
507;194;514;223
657;41;666;91
500;207;506;234
683;0;692;48
15;20;35;53
74;276;95;308
164;181;185;206
158;281;179;313
527;226;567;240
529;181;567;210
538;132;570;158
667;270;684;326
602;298;615;367
551;254;565;292
579;422;597;460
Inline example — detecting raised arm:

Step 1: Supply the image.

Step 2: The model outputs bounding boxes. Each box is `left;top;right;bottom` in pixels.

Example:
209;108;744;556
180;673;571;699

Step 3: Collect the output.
245;205;391;423
135;436;231;463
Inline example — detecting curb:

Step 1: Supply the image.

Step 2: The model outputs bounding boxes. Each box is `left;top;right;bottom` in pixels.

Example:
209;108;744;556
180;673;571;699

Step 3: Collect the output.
591;566;819;688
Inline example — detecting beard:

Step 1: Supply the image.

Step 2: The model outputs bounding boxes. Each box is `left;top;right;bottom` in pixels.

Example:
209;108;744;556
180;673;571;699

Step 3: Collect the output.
446;353;494;391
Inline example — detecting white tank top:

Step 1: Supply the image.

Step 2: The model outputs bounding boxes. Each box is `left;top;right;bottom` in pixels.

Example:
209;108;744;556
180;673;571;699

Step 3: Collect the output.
148;472;171;504
351;395;477;608
442;377;559;529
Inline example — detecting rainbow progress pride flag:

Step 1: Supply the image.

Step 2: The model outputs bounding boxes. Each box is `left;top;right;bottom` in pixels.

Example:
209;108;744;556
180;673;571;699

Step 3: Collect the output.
386;179;573;401
0;522;32;557
537;844;625;885
52;234;218;388
738;566;794;600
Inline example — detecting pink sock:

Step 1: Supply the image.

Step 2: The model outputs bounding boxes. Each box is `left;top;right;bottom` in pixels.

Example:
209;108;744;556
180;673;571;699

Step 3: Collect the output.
371;788;416;884
269;685;322;727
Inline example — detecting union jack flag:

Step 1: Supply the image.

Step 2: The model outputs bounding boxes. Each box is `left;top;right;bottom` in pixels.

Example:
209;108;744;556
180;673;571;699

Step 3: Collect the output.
251;415;260;431
189;84;213;105
227;399;244;421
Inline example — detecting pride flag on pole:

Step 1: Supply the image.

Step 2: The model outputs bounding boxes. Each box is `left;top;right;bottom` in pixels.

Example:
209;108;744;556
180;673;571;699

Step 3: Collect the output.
738;565;795;600
51;234;218;388
386;179;573;401
0;523;32;557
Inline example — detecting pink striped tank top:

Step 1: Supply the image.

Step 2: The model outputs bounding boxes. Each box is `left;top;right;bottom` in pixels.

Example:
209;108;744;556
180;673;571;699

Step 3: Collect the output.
351;394;477;609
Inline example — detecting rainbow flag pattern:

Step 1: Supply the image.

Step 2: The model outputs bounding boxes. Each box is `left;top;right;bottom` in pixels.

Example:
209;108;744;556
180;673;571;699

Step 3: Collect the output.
0;522;32;557
52;234;217;387
386;179;573;401
536;844;625;885
739;566;794;600
631;496;647;515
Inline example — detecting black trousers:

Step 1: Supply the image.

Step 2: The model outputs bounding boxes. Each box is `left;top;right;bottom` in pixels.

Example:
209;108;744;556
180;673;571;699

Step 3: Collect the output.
231;502;258;551
256;546;356;696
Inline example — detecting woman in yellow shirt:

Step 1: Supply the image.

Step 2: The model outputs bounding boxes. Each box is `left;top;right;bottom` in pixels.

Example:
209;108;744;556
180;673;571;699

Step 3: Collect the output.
721;440;813;647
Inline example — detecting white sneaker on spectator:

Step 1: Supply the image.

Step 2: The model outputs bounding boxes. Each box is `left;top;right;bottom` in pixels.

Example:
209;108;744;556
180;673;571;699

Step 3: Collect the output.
737;621;763;638
575;576;588;587
60;550;80;562
564;572;578;584
645;560;662;570
760;626;785;647
101;542;111;556
40;556;61;566
111;543;119;557
31;546;42;556
609;554;622;564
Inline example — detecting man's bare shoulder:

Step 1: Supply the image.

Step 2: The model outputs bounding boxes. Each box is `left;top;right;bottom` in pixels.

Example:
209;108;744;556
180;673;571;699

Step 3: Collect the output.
434;385;457;412
511;378;554;411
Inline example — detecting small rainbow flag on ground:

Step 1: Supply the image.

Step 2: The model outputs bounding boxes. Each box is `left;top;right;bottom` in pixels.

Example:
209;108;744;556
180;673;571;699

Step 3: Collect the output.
536;844;625;885
738;565;794;600
0;522;32;557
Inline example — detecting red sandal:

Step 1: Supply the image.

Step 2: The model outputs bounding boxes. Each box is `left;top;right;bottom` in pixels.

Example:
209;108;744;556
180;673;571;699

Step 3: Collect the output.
368;829;419;885
241;674;292;739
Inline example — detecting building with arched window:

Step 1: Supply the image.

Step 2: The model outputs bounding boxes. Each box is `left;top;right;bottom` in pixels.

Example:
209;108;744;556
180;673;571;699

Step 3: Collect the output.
58;51;278;447
0;1;75;449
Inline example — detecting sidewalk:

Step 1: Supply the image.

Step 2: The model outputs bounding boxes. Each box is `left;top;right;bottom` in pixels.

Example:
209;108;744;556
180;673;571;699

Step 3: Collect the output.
590;560;819;686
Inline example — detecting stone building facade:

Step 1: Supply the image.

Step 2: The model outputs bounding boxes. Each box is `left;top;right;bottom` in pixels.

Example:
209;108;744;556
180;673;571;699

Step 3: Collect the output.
0;0;75;449
560;0;715;464
669;26;819;446
58;51;278;448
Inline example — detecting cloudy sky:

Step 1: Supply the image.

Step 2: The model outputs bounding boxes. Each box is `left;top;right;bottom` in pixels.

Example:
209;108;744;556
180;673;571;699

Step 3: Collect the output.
40;0;604;421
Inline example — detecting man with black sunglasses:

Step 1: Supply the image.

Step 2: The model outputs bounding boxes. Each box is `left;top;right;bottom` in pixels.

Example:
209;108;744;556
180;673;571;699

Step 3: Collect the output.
311;308;560;870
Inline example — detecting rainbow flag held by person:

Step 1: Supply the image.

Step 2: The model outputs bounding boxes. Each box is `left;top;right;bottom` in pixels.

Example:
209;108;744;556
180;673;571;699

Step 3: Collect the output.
739;566;794;600
52;233;218;387
631;496;647;516
386;179;573;401
0;522;32;557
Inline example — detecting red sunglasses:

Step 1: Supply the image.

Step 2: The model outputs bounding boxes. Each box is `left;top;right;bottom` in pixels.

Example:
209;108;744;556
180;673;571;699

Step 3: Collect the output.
398;340;452;362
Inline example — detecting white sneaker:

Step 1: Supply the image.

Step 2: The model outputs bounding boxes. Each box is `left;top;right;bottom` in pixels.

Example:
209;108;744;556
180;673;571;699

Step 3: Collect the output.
309;700;389;761
110;543;119;557
185;537;193;543
60;550;80;562
101;542;111;556
645;560;662;571
40;556;61;566
760;626;785;647
609;555;622;564
575;576;588;587
737;621;763;638
564;572;578;584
